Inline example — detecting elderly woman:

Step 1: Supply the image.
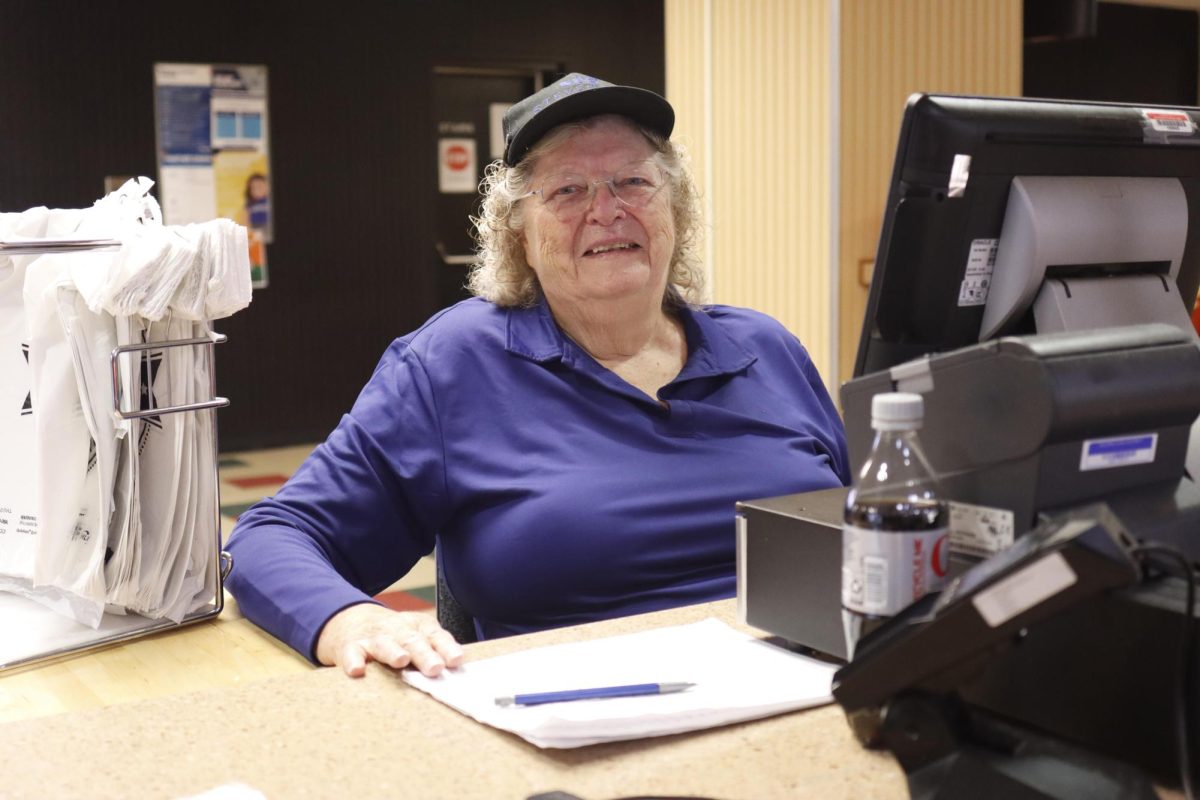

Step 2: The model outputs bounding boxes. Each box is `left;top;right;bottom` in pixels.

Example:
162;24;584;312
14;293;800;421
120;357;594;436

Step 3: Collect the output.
225;73;849;678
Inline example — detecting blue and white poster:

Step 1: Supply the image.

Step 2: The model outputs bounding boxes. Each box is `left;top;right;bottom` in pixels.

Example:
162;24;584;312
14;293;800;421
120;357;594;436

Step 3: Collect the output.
154;62;271;288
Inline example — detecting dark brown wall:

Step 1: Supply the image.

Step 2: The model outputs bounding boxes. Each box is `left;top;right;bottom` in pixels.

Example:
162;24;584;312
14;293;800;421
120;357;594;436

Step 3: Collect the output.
1024;1;1198;105
0;0;665;451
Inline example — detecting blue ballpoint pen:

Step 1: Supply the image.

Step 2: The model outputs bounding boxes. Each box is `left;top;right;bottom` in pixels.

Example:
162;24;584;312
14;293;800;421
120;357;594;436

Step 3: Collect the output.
495;681;696;707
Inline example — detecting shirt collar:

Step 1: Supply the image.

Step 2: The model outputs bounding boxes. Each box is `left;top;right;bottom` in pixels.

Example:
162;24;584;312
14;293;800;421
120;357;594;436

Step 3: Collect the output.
505;296;757;379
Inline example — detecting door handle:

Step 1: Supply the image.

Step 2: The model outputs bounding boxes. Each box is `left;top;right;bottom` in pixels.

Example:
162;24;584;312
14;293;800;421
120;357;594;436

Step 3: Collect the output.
436;242;475;266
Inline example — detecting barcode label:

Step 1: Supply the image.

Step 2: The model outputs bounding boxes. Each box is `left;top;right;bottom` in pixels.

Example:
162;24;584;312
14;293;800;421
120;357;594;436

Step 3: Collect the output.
1142;109;1196;134
948;500;1014;557
958;239;997;306
863;555;887;611
842;524;950;615
1080;432;1157;471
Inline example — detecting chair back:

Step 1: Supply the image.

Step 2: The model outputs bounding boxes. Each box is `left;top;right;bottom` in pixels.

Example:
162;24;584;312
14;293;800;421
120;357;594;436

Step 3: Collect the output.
434;549;478;644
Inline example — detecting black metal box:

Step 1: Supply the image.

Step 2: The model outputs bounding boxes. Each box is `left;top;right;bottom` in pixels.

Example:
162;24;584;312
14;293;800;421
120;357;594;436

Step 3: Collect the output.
736;487;849;661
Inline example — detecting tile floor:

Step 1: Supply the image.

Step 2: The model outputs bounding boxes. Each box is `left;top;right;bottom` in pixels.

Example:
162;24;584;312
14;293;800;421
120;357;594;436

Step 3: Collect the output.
218;444;437;612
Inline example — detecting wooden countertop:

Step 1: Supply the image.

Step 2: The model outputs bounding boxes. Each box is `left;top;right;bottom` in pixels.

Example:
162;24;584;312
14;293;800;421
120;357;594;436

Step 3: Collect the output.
0;599;907;799
0;596;311;724
0;598;1183;800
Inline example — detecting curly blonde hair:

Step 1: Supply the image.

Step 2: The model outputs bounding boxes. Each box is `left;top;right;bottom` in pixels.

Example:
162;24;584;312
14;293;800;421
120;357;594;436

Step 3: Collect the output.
468;116;705;308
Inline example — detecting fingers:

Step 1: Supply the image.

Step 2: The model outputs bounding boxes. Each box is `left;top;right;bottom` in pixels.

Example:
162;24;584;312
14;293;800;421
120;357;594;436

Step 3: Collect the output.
337;639;370;678
428;628;466;669
341;632;443;678
398;633;447;677
366;634;417;670
417;615;466;669
327;611;464;678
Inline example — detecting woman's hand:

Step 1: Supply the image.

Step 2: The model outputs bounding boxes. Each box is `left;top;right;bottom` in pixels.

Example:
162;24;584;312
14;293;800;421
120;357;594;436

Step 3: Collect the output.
315;603;465;678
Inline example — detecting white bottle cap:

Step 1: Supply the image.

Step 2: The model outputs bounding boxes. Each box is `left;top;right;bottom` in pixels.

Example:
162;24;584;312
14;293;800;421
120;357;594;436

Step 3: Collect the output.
871;392;924;431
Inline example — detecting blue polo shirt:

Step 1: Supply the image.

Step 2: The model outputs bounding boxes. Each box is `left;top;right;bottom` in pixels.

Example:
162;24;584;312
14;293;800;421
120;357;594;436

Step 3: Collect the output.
226;297;849;660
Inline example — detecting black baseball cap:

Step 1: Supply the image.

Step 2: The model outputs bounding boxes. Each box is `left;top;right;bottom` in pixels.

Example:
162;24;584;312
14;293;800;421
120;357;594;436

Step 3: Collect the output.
503;73;675;166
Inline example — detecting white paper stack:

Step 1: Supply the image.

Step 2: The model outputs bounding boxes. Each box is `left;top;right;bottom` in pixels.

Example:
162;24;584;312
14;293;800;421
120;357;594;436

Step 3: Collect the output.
402;618;838;749
0;177;250;631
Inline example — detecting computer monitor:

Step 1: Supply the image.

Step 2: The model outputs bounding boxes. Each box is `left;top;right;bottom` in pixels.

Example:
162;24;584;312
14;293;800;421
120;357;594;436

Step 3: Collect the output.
854;93;1200;378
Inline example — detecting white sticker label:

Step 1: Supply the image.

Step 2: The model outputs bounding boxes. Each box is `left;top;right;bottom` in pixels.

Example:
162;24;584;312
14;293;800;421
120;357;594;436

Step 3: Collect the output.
958;238;997;306
1141;109;1196;134
842;524;950;615
1079;433;1157;471
489;103;511;160
948;154;972;198
948;501;1015;558
972;551;1077;627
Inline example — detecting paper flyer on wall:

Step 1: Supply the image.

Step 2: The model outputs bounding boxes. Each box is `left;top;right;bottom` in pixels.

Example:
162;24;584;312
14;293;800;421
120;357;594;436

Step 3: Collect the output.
154;62;271;289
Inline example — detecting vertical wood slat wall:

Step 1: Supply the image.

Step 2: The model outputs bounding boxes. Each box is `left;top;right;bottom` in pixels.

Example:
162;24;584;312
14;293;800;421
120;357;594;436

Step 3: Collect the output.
665;0;1021;390
667;0;835;383
839;0;1021;381
665;0;711;290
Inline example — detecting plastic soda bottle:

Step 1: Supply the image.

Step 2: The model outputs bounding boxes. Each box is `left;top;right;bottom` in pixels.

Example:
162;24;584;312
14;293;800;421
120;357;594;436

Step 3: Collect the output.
842;392;949;658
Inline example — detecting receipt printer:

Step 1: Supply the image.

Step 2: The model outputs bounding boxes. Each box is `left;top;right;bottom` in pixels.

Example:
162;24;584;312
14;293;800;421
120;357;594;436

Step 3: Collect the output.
738;323;1200;660
842;322;1200;539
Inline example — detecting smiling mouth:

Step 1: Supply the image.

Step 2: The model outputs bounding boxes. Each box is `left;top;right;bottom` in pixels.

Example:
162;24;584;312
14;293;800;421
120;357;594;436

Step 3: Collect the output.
584;243;641;256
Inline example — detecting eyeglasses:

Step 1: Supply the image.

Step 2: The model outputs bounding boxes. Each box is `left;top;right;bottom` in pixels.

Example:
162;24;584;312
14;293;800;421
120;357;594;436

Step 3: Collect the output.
522;159;667;220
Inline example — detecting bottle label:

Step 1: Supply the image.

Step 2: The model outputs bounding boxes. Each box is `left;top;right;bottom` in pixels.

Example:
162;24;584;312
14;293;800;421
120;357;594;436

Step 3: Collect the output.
842;524;949;615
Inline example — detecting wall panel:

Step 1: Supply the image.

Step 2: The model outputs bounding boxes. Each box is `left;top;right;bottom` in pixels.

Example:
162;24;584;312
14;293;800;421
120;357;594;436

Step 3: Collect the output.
665;0;712;291
668;0;1022;390
838;0;1022;381
708;0;834;380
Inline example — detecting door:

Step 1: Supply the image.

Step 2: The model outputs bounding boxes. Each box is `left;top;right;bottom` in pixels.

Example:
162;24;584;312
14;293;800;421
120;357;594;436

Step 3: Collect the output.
432;65;557;310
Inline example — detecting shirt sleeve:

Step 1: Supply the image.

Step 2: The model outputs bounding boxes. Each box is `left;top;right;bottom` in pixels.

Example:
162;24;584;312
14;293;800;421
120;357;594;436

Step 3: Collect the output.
224;340;448;662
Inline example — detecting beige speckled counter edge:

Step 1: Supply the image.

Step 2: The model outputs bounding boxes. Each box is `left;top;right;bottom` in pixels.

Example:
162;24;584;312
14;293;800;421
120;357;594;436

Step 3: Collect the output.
0;599;906;800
